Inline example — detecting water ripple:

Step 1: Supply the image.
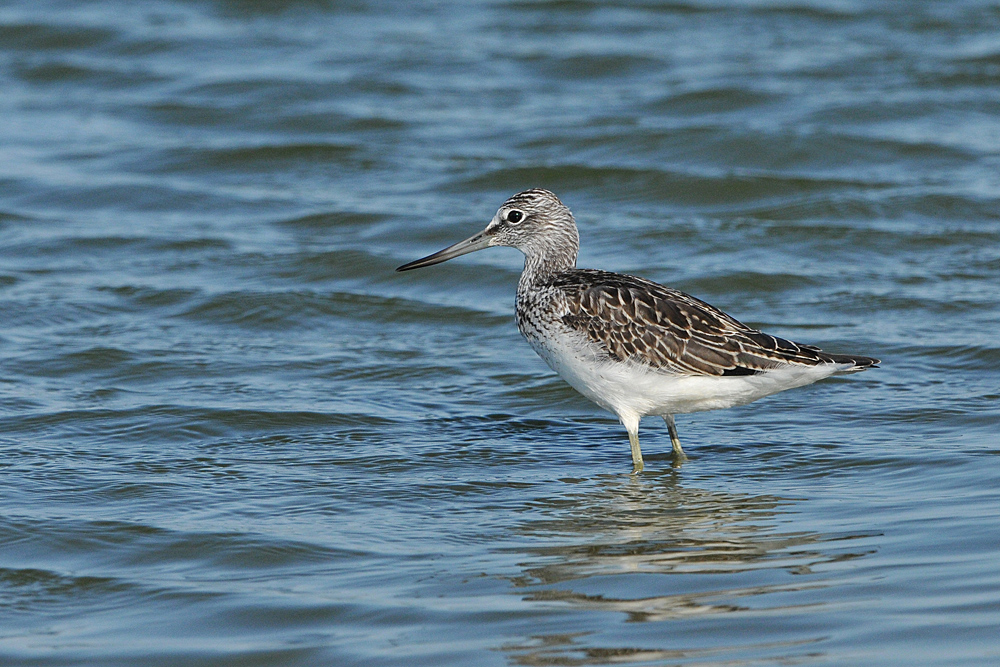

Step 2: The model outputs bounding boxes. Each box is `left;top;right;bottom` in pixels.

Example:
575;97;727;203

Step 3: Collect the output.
2;0;999;665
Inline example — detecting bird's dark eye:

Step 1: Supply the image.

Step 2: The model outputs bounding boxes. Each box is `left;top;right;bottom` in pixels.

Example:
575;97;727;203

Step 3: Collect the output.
506;210;524;224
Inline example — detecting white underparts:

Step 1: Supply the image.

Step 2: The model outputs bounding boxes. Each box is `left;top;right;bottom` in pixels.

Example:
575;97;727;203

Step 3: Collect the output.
525;325;850;429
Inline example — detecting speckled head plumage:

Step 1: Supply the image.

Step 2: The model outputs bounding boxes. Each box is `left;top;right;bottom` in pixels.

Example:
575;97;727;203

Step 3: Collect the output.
395;189;579;274
486;189;580;273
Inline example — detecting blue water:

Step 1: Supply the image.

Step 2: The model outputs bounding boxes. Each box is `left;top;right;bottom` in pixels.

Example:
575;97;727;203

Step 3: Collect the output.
1;1;999;665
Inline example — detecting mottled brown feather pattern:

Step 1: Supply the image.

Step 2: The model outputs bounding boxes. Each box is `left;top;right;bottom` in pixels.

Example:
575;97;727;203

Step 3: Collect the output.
541;270;878;376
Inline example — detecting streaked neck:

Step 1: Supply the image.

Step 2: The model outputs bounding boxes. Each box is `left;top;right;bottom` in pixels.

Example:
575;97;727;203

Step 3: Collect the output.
518;236;578;289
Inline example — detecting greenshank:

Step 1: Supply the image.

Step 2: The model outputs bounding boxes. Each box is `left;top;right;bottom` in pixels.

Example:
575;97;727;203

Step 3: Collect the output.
397;189;878;473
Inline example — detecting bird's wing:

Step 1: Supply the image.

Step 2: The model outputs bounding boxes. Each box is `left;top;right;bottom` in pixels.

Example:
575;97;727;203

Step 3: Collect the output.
552;270;847;376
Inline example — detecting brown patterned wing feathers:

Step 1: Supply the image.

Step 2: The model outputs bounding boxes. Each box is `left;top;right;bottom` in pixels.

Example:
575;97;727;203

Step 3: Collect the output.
552;270;872;376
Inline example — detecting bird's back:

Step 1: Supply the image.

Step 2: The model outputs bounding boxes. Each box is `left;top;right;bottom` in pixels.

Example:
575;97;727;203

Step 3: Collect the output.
518;268;878;378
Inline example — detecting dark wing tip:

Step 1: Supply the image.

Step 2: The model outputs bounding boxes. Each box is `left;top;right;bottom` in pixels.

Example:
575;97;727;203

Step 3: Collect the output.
721;366;761;377
825;353;880;371
851;355;880;368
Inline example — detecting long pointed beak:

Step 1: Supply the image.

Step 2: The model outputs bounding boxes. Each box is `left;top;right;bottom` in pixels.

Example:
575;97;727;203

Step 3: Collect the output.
396;229;492;272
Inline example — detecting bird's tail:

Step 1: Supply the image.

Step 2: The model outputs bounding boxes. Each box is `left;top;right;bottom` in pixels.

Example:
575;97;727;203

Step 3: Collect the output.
824;353;880;372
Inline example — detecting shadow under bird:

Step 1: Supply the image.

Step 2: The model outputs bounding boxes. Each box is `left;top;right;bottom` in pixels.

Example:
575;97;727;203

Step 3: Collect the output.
397;189;879;473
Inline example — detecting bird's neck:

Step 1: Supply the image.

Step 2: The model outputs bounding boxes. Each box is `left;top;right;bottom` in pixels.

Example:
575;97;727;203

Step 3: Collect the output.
522;249;576;280
518;237;578;291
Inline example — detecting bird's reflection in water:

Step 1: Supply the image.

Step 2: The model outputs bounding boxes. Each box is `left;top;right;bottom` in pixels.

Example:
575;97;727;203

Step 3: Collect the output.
500;467;876;666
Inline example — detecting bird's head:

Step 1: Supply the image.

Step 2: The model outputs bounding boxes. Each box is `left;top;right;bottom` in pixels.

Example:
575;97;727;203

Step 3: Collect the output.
396;189;578;272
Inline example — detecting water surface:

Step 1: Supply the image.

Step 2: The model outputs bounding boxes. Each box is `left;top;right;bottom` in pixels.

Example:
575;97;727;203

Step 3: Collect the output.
1;1;999;665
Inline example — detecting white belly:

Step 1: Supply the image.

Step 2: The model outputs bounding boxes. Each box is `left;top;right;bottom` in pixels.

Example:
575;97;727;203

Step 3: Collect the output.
525;328;845;420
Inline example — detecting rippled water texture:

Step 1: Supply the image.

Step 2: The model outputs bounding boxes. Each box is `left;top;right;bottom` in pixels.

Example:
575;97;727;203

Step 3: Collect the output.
2;1;999;665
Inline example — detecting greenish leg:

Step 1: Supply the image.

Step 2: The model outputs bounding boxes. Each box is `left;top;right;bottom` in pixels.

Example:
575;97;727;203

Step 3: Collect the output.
627;429;644;474
663;415;687;460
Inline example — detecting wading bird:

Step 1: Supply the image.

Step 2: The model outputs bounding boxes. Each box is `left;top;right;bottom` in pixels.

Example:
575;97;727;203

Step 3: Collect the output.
398;189;878;473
